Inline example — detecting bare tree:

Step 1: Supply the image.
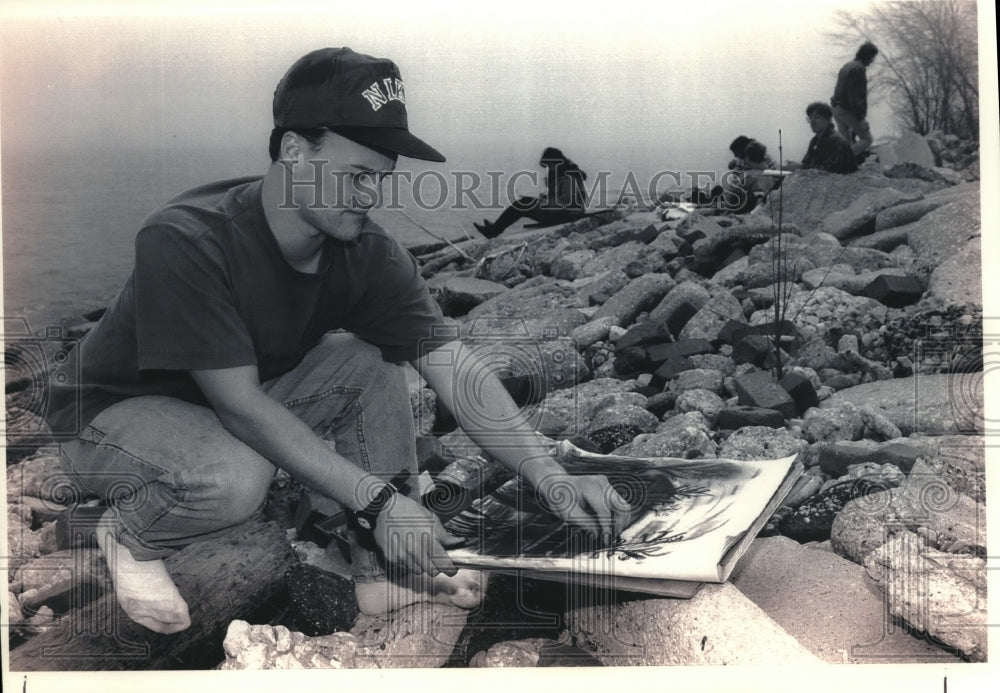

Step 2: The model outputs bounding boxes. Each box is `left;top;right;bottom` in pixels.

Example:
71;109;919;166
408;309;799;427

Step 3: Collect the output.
830;0;979;139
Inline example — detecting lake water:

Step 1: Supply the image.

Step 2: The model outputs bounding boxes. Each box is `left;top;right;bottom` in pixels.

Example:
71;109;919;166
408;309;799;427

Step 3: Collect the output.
1;142;708;333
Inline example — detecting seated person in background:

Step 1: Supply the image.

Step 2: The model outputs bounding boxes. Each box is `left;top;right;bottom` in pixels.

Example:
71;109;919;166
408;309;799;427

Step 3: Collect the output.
784;101;858;174
474;147;587;238
701;139;778;214
729;136;777;171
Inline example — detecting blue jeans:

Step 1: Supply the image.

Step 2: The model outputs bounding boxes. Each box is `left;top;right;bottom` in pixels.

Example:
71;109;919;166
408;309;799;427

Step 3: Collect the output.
59;333;418;583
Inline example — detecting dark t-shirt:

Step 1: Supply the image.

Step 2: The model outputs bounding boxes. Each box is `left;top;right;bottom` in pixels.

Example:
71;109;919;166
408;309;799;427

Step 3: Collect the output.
47;177;447;437
802;126;858;174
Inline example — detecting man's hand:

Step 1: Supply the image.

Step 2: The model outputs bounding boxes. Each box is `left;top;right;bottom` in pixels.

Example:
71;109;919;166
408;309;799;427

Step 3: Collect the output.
535;471;632;541
371;494;463;576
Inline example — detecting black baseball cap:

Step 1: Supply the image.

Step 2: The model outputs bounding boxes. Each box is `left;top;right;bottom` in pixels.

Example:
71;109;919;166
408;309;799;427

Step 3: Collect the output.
273;47;445;162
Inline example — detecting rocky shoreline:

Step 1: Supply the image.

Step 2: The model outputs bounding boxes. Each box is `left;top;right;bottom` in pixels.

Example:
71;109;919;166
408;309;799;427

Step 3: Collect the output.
4;132;985;667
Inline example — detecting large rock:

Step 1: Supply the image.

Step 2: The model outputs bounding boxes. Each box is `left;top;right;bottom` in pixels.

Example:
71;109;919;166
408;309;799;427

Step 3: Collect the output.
888;131;938;168
525;378;635;437
436;276;508;316
922;197;981;309
874;197;951;231
467;278;585;319
821;188;923;240
830;457;985;565
578;241;648;278
617;411;718;458
801;266;907;295
717;426;808;461
730;536;960;663
802;401;864;443
674;389;725;425
568;582;820;665
906;193;980;283
678;288;743;341
550;249;597;280
592;273;675;326
822;374;982;435
647;281;710;330
864;532;986;662
778;168;934;233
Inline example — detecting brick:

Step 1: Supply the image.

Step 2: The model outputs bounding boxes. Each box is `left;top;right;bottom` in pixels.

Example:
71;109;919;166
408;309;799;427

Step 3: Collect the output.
734;371;795;419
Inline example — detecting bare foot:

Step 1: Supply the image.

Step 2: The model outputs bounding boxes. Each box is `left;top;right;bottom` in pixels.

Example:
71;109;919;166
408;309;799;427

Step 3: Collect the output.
355;569;487;615
95;510;192;634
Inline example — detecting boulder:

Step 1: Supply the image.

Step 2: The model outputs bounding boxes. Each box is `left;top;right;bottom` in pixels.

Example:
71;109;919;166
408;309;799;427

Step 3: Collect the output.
821;188;923;240
778;168;934;233
864;532;986;662
906;193;980;282
888;131;938;168
822;374;982;435
618;412;718;458
647;281;710;333
587;404;660;436
874;197;951;231
550;250;597;280
578;270;631;306
592;273;675;326
733;371;795;419
669;368;724;396
674;389;725;426
678;288;743;341
802;401;864;443
717;426;808;461
570;316;617;350
578;241;649;278
437;276;508;316
730;536;961;663
467;277;585;320
568;582;820;665
586;220;658;250
526;378;635;437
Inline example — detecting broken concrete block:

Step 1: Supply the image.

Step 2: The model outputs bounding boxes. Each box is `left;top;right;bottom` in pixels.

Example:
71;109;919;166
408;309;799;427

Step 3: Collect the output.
734;371;795;419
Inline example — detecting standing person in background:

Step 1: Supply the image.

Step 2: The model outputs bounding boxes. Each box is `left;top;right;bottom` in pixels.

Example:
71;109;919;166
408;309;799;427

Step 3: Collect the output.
831;41;879;163
473;147;588;238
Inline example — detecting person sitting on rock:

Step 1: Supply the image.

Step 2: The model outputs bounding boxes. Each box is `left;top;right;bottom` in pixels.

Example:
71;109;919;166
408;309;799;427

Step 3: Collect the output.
45;48;630;635
700;139;778;213
784;101;858;174
727;136;777;171
473;147;588;238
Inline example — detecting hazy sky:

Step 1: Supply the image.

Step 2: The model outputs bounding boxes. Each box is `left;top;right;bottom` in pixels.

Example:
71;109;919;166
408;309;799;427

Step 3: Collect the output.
1;0;904;179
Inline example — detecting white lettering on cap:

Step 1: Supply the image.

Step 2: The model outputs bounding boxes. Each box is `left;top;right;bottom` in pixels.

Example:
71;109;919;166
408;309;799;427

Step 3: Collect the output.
361;78;406;111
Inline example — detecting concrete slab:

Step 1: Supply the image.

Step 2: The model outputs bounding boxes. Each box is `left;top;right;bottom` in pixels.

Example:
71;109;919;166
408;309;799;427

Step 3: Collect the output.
730;536;960;663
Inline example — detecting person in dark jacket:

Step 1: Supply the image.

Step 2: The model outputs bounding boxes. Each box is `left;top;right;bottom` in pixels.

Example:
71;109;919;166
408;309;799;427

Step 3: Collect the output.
831;41;878;160
474;147;587;238
785;102;858;174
